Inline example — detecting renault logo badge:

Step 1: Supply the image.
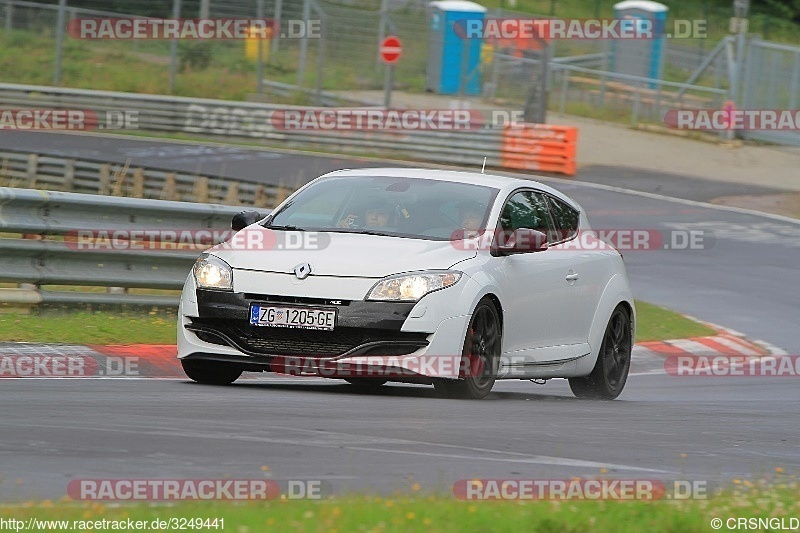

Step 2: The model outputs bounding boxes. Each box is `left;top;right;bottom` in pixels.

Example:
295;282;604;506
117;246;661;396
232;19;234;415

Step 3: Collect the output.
294;262;312;280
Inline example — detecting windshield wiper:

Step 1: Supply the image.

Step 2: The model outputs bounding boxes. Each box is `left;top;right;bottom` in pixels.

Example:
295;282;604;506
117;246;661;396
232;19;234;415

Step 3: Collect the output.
324;229;396;237
265;224;305;231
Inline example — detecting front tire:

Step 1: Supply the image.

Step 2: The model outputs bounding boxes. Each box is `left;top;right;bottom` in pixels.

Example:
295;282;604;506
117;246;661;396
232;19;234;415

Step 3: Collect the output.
569;305;632;400
434;299;501;400
181;359;242;385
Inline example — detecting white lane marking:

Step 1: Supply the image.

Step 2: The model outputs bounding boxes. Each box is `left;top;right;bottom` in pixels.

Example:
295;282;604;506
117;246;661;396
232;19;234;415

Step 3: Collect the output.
0;419;674;474
338;446;673;473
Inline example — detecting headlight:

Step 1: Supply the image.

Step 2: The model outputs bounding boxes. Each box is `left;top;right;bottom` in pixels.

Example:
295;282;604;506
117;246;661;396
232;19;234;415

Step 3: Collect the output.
366;271;462;302
193;255;233;291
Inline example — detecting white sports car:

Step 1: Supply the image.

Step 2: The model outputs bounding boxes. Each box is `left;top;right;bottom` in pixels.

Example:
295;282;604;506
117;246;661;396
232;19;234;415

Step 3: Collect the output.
178;168;635;399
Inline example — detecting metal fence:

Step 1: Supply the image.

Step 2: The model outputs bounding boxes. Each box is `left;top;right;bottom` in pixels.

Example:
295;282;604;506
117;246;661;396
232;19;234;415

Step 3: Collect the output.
741;39;800;146
0;187;248;307
488;53;729;126
1;1;798;145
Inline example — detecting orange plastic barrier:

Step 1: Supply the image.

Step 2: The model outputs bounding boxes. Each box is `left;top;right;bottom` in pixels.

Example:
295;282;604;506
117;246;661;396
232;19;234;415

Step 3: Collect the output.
500;124;578;176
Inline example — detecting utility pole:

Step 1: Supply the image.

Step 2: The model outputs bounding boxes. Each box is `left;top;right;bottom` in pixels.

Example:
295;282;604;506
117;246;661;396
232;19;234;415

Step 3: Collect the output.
732;0;749;104
168;0;181;94
53;0;66;85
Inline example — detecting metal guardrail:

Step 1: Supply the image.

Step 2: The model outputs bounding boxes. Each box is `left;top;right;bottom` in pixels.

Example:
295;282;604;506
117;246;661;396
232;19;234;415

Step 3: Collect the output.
0;187;252;307
0;149;283;206
0;82;574;175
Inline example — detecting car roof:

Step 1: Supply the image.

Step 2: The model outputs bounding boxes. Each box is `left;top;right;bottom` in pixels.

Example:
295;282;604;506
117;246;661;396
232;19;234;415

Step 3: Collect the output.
319;168;578;208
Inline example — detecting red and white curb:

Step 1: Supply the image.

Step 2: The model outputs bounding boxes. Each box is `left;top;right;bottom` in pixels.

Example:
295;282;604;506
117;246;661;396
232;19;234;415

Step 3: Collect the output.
0;324;789;380
631;320;788;376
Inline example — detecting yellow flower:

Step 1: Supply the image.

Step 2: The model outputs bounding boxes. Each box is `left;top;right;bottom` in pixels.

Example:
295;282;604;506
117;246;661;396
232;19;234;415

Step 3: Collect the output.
406;512;415;520
412;483;421;492
775;467;784;474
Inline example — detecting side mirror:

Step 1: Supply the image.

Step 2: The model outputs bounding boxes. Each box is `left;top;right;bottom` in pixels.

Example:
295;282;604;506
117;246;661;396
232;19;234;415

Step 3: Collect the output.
231;210;262;231
495;228;548;255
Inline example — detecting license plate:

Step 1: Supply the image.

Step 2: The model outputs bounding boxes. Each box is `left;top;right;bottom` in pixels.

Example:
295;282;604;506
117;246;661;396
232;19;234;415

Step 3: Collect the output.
249;304;337;331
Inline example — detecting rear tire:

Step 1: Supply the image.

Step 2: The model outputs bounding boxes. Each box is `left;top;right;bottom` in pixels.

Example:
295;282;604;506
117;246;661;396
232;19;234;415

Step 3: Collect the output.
181;359;242;385
569;305;632;400
433;299;501;400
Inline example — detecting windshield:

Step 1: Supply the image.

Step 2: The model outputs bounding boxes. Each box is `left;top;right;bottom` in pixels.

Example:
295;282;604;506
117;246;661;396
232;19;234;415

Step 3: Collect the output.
266;175;499;240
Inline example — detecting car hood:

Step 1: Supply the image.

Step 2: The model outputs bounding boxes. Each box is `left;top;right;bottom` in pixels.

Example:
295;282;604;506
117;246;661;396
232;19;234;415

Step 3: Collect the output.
208;228;476;278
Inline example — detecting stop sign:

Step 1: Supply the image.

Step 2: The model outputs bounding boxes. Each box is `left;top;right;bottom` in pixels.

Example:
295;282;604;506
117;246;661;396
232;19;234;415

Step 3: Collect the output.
380;36;402;64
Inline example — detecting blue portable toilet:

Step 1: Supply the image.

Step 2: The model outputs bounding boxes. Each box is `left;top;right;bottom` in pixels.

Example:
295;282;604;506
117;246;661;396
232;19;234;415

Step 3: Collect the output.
427;0;486;96
609;0;667;86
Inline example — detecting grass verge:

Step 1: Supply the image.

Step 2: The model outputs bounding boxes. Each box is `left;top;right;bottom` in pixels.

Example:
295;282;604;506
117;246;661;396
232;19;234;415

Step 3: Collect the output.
1;478;798;533
634;301;716;342
0;300;714;345
0;310;176;345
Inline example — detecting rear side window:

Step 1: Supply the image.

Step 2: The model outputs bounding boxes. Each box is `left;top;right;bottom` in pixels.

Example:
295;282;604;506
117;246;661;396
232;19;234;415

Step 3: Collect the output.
547;196;580;242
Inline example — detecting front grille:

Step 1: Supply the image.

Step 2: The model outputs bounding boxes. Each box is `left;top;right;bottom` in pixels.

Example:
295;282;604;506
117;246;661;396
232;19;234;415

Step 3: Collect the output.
188;318;428;358
243;294;351;306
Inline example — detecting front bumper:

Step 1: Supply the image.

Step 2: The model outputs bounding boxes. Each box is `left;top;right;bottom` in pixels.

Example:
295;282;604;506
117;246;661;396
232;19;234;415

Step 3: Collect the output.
179;281;477;379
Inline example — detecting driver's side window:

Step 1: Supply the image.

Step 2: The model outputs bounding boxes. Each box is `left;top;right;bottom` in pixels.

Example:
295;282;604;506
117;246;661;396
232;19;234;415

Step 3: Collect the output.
499;191;553;235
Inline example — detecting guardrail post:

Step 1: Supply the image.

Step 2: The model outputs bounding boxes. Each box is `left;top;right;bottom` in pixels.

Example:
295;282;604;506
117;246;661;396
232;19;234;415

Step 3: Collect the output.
253;185;268;207
224;182;240;205
0;157;8;186
26;154;38;187
98;164;110;195
63;159;75;191
132;168;145;198
194;177;209;203
162;173;178;200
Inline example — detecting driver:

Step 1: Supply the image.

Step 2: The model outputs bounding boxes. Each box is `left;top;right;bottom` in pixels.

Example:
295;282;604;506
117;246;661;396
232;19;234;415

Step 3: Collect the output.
337;201;393;229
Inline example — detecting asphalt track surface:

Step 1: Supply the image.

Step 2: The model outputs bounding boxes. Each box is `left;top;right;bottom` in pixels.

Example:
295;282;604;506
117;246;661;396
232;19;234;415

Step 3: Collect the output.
1;131;798;502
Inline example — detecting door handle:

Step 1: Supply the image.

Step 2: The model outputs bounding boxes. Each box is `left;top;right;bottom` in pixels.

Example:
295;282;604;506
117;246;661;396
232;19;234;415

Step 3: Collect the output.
565;273;580;282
